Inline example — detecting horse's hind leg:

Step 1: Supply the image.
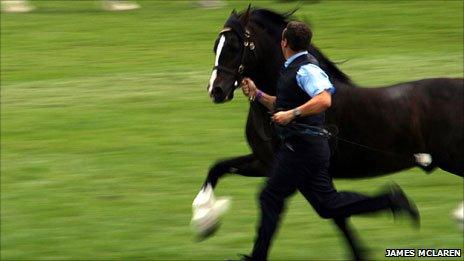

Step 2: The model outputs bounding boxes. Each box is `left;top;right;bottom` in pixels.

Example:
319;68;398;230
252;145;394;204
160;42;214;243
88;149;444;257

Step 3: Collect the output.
333;217;366;261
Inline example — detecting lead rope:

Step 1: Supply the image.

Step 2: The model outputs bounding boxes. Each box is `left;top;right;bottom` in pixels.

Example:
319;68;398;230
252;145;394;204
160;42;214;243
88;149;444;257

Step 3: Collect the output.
290;123;431;167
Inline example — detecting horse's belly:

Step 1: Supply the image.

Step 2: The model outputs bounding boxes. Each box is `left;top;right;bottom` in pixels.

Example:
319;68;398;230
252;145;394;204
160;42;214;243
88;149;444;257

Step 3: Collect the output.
329;154;415;179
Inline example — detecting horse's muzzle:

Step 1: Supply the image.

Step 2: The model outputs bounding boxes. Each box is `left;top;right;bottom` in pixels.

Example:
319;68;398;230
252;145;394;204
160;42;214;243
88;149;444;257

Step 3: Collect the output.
210;86;234;103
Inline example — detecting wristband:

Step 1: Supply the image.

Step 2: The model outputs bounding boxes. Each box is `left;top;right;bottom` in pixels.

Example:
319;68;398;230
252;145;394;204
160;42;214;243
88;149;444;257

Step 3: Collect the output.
255;90;264;101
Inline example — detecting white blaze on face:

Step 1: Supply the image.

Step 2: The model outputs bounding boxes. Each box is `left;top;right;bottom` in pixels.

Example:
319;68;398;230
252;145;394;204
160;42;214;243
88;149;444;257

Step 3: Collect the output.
208;35;226;94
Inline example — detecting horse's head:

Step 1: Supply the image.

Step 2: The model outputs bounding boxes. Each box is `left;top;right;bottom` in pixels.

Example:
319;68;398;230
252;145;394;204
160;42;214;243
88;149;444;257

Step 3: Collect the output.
207;7;255;103
207;7;345;103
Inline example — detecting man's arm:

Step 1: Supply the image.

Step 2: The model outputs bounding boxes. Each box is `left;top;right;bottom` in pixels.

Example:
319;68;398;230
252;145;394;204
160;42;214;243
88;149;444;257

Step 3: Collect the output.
297;89;332;116
272;65;334;125
255;91;276;111
241;78;276;111
272;90;331;125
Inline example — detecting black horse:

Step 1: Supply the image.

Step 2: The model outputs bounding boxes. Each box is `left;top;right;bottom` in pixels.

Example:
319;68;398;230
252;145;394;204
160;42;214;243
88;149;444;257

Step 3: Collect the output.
192;6;463;260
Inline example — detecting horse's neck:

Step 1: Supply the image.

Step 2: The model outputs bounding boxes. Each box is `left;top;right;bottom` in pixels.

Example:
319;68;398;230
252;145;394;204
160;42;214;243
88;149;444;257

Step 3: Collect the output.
249;25;359;99
248;27;284;95
250;63;281;95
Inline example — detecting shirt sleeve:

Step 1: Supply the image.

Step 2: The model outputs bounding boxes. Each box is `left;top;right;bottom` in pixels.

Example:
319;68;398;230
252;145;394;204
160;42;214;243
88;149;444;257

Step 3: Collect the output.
296;64;335;97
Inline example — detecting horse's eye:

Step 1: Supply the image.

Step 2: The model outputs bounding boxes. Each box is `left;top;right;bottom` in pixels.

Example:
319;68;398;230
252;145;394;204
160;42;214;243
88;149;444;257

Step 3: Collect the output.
226;41;240;52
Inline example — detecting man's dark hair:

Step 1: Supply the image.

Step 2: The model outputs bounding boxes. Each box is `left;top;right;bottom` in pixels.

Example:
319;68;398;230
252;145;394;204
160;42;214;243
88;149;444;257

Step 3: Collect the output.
283;21;312;52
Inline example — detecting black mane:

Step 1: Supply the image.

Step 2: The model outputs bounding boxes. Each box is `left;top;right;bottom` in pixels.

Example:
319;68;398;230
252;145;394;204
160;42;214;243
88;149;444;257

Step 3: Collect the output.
250;9;290;42
234;8;353;85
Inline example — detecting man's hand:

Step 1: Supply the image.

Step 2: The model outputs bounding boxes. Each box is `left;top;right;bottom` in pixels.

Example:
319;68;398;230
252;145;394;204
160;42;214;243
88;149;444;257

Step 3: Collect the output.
241;77;258;100
272;110;294;125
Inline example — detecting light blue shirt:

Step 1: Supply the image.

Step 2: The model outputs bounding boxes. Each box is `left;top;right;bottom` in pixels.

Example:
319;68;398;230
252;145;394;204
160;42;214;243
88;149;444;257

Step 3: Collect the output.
284;51;335;97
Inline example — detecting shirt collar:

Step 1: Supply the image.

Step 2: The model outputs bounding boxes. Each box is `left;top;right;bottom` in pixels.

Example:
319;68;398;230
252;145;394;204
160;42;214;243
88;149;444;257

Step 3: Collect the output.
284;51;309;68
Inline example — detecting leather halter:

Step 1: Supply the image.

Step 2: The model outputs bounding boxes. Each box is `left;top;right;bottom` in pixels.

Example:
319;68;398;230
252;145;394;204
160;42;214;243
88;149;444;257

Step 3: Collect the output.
212;27;255;85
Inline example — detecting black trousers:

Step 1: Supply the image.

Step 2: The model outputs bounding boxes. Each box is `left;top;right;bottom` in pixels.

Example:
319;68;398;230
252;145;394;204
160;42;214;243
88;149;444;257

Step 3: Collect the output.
250;136;392;261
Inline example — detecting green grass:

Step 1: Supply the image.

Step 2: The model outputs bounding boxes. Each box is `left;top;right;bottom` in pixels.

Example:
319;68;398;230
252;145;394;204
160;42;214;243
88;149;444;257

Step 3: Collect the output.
1;1;463;260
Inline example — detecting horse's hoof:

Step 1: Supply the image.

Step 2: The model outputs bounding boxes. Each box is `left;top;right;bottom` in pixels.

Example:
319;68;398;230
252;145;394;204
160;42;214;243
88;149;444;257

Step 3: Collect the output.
191;198;231;240
191;187;231;240
196;221;221;241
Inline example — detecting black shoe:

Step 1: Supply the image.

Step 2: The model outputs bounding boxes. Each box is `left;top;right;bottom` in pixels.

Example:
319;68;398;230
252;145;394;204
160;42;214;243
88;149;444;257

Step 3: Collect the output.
226;254;253;261
388;183;420;228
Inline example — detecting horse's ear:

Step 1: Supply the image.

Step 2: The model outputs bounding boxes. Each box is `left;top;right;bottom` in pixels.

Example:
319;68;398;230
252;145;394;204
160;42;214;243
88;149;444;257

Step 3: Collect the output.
241;4;252;25
231;9;237;16
284;8;299;19
246;4;251;12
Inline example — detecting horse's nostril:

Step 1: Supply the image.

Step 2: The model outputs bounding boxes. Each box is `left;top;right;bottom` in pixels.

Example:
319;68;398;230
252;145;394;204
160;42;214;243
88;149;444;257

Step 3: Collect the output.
211;87;224;98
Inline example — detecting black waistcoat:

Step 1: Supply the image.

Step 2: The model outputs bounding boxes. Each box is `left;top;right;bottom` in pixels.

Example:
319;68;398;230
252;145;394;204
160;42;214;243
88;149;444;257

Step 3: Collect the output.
275;54;325;126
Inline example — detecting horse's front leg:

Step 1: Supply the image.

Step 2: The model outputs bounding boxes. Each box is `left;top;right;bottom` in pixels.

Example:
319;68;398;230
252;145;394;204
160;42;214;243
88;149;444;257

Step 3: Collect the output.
204;154;268;188
191;154;268;239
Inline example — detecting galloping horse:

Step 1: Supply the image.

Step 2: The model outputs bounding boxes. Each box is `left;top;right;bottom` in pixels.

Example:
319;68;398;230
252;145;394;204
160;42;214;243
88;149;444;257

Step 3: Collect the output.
192;7;463;260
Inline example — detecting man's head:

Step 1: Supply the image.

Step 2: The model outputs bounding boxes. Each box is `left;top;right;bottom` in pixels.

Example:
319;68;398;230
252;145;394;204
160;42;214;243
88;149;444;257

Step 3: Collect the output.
281;21;312;58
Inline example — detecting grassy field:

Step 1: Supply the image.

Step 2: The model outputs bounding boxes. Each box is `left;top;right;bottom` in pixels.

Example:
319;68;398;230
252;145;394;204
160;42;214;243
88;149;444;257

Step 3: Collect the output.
1;1;463;260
